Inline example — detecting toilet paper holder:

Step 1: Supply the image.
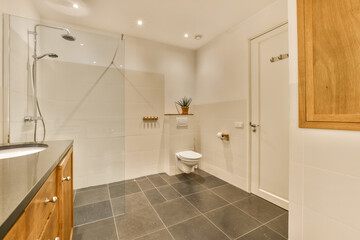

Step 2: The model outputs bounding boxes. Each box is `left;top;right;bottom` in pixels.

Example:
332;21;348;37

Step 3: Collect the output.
217;132;230;141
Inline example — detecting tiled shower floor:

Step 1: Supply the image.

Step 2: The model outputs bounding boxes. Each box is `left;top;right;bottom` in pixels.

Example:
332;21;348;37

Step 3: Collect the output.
73;170;288;240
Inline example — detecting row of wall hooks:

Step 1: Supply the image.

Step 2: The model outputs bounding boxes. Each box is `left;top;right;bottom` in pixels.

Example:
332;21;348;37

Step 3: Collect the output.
270;53;289;63
143;116;158;121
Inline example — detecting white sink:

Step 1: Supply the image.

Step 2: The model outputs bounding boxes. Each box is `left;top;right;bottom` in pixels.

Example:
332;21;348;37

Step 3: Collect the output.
0;143;48;160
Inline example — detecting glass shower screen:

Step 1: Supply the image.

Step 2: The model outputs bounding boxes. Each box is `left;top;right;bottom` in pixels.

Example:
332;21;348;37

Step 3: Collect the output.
4;15;125;204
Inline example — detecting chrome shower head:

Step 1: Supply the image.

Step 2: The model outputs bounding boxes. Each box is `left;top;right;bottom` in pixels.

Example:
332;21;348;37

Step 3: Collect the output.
62;34;76;41
34;53;58;60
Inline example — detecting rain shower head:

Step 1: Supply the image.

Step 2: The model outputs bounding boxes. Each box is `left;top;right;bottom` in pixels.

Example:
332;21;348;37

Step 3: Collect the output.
34;53;59;60
62;34;76;41
33;24;76;42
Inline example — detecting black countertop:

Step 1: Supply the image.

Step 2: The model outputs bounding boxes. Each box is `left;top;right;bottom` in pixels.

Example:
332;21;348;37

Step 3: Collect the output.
0;140;73;239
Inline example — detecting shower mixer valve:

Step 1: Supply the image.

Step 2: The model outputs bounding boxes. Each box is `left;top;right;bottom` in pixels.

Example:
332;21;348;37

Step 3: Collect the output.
24;116;43;122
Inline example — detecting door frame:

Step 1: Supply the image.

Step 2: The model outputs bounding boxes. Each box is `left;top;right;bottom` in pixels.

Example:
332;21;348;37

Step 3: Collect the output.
247;22;289;210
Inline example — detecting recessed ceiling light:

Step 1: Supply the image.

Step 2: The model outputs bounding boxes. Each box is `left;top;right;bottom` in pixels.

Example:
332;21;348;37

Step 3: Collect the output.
184;33;189;38
73;3;79;9
93;61;97;64
80;43;84;46
137;20;143;26
194;34;203;40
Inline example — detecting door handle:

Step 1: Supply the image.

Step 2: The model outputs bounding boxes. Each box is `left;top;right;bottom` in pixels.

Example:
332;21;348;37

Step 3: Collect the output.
249;122;260;132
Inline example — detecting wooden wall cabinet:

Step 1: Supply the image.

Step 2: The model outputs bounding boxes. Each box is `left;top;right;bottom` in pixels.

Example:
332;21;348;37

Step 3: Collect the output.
298;0;360;130
4;147;73;240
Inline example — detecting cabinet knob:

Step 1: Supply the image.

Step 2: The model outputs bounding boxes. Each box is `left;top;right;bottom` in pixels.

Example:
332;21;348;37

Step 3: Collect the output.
62;176;71;182
44;196;58;204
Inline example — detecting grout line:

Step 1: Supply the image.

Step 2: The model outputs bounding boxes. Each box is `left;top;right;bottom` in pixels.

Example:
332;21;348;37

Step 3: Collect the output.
163;181;232;239
74;216;115;228
139;180;176;240
261;212;288;239
234;209;289;239
180;196;232;240
132;228;168;240
166;214;201;229
106;184;120;240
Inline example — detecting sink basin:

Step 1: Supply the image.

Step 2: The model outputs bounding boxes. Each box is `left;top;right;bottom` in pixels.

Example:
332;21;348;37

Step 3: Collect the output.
0;143;48;160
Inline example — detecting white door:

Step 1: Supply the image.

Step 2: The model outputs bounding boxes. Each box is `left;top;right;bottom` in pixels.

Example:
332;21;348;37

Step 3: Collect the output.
250;24;289;210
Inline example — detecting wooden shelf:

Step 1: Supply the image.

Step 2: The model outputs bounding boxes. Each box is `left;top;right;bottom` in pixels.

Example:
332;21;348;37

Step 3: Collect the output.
164;114;194;116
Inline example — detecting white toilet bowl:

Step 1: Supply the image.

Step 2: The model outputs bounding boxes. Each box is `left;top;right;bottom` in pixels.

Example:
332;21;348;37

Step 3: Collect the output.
176;151;202;173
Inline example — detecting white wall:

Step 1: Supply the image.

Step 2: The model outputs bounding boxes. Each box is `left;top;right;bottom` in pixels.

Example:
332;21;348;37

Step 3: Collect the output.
0;1;40;144
288;0;360;239
125;36;196;113
194;0;288;189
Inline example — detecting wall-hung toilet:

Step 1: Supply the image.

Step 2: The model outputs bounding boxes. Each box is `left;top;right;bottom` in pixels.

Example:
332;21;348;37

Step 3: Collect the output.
176;150;202;174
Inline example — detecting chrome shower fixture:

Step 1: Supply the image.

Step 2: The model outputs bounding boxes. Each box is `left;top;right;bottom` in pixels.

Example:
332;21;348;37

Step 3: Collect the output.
26;23;76;142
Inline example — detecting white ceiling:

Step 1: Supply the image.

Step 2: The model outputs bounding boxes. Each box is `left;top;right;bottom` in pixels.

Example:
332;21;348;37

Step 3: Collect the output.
34;0;277;49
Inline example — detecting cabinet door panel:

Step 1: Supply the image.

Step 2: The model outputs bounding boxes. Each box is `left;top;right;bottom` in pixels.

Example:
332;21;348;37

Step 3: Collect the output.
298;0;360;130
58;147;74;240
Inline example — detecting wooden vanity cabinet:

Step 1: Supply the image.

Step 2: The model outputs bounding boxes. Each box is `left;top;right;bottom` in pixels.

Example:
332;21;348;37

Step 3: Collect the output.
3;146;73;240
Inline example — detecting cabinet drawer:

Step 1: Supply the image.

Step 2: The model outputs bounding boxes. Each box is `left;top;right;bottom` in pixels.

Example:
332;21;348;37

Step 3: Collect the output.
39;205;59;240
26;170;58;239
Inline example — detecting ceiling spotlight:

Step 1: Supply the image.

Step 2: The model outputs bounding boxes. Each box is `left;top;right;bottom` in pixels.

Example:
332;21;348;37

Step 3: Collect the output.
93;61;97;64
73;3;79;9
194;34;203;40
80;43;84;46
184;33;189;38
137;20;143;26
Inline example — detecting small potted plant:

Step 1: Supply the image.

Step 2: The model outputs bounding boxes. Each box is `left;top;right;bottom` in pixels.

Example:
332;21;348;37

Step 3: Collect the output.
175;96;192;115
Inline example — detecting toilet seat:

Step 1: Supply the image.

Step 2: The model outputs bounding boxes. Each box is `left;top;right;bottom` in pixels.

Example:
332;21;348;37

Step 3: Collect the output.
177;151;202;160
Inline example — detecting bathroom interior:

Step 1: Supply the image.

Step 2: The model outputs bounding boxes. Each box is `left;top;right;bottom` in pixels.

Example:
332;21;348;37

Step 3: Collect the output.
0;0;359;240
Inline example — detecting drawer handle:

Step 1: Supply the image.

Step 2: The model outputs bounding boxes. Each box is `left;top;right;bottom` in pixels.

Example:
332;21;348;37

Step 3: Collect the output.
62;176;71;182
45;196;58;204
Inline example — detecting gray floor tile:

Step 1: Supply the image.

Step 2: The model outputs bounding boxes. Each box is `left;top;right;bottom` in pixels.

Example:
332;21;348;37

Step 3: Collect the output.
206;205;261;239
201;175;227;188
109;182;125;198
159;173;189;184
171;180;206;196
154;198;201;227
109;181;141;198
111;196;125;216
185;190;229;213
136;178;155;191
234;196;286;223
147;174;168;187
266;213;288;239
193;169;211;177
73;217;117;240
185;173;206;183
237;226;286;240
115;206;164;240
136;229;173;240
74;186;109;207
112;192;152;216
212;184;251;203
157;185;182;200
169;215;229;240
74;200;113;226
144;188;167;205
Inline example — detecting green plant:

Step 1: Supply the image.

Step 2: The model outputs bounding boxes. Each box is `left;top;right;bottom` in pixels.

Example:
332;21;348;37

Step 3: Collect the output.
175;96;192;107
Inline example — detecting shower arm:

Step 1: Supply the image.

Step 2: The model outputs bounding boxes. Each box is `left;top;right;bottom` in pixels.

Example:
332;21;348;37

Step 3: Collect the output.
30;24;71;36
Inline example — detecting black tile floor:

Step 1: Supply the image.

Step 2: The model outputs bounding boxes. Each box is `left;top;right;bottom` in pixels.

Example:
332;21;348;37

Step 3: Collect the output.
73;169;288;240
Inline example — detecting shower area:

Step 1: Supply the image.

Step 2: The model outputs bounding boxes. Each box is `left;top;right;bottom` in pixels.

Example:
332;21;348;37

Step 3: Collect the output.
3;14;125;197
